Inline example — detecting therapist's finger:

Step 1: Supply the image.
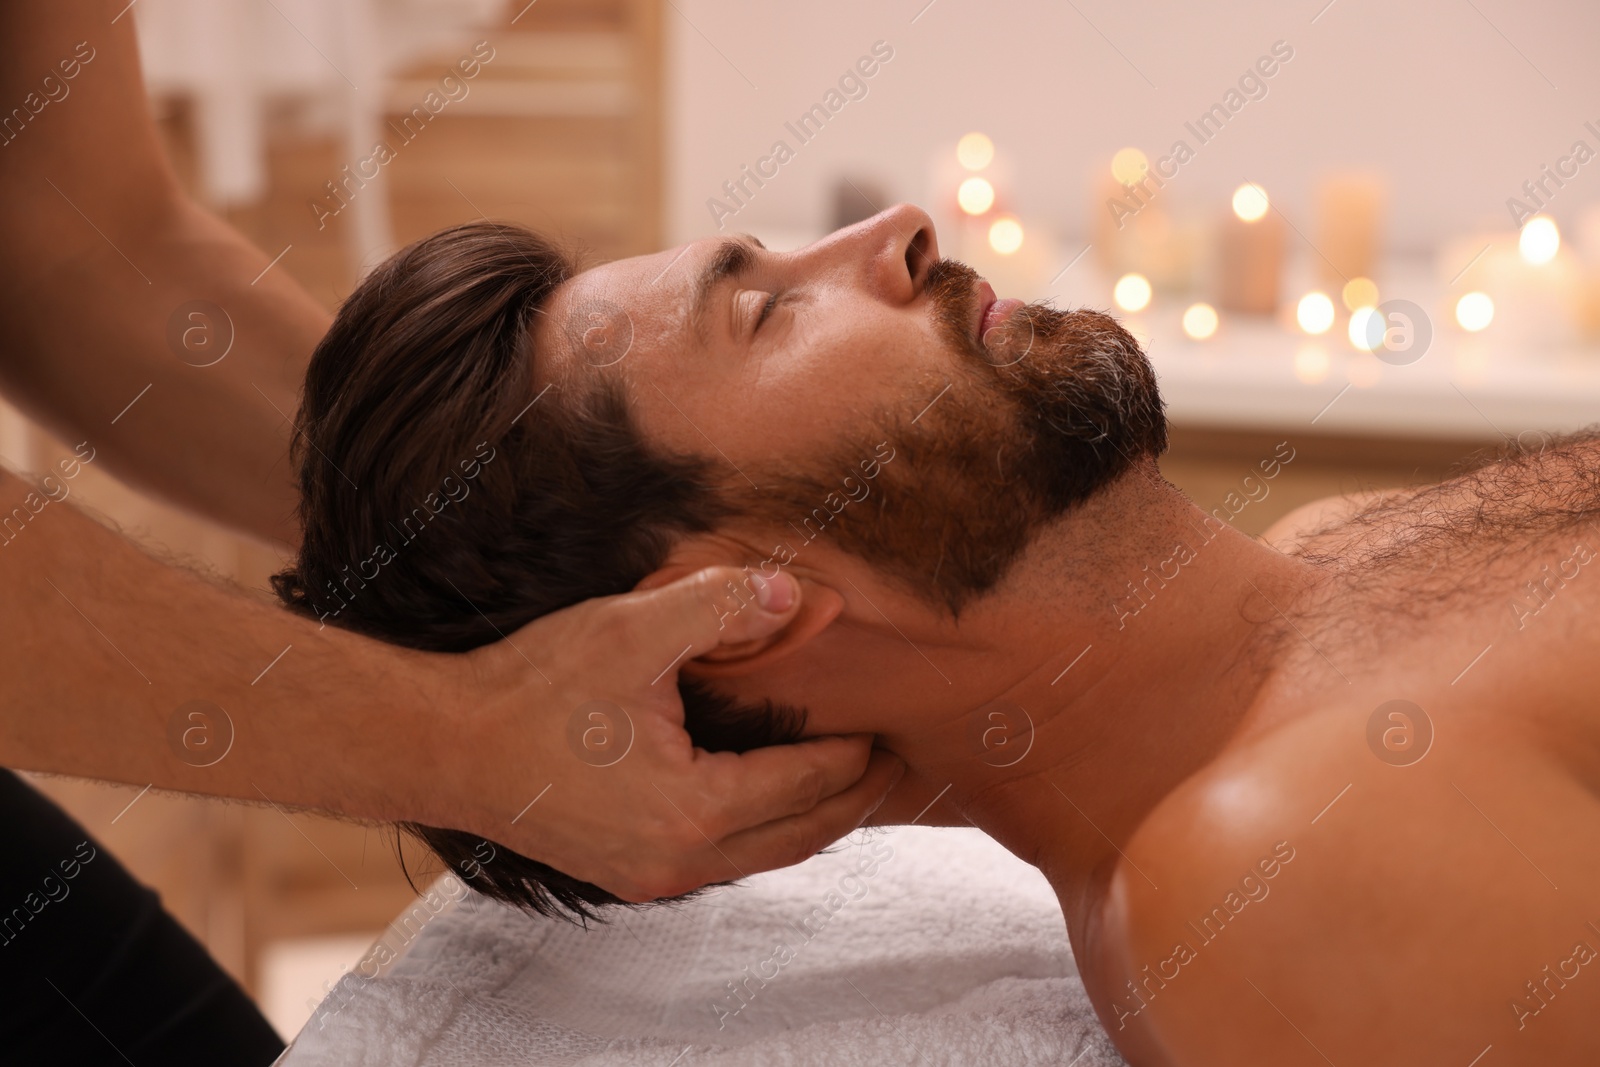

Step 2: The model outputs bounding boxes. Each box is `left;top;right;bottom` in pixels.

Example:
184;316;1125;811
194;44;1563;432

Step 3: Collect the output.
710;748;906;876
697;732;880;837
612;565;801;679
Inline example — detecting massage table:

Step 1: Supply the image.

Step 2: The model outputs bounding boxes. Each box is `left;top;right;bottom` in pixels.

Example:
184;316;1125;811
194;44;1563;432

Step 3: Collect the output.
275;826;1126;1066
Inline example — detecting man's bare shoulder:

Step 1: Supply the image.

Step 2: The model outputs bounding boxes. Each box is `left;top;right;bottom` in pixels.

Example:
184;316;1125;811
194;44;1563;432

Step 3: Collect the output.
1264;430;1600;557
1091;706;1600;1066
1260;488;1403;552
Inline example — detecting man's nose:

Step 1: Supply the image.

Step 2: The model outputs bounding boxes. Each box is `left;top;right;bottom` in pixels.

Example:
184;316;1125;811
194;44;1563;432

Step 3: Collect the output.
814;203;939;304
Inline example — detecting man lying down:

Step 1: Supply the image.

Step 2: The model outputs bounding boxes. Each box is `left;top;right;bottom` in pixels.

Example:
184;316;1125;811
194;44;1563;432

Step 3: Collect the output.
273;204;1600;1066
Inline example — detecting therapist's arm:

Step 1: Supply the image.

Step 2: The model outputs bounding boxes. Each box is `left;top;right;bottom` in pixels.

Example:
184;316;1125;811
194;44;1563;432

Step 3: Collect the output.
0;2;906;896
0;471;902;900
0;1;326;547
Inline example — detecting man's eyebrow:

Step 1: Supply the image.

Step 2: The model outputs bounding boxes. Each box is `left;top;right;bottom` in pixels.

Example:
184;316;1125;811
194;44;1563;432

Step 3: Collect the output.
690;233;764;341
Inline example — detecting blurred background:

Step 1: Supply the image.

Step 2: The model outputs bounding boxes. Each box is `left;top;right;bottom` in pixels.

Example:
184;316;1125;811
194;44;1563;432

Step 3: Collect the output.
5;0;1600;1041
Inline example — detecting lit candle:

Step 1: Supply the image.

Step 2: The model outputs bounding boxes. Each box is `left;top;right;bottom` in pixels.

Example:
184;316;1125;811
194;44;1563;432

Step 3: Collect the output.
1479;241;1581;347
1315;173;1385;290
1216;183;1284;315
1093;151;1197;289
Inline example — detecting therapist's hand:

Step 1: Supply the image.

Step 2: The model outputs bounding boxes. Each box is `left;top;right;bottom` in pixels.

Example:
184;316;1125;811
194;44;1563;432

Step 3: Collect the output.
444;566;904;902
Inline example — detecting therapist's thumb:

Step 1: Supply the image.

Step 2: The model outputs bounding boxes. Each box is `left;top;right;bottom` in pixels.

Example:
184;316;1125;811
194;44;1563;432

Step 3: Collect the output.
624;565;801;671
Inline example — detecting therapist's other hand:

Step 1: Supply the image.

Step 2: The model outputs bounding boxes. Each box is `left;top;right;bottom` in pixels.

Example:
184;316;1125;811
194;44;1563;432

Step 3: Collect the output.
445;566;904;902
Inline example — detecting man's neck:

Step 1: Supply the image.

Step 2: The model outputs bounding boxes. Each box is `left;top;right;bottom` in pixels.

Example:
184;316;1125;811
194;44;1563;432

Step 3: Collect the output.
885;476;1316;910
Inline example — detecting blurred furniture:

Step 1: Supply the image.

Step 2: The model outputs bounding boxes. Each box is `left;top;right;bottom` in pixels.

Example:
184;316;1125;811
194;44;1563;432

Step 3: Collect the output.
134;0;505;270
137;0;663;273
380;0;664;261
147;0;663;291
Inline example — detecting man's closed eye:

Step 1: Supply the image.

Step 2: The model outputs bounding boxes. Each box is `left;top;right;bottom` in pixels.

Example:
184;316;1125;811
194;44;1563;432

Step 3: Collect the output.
756;292;780;329
736;290;781;336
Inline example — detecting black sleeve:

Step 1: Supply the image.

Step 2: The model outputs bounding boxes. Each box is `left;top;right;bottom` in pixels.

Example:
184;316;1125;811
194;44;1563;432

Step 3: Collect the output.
0;768;286;1066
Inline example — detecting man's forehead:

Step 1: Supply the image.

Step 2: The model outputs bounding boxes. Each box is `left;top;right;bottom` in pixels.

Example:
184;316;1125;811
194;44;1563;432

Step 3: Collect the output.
549;234;763;367
545;247;687;373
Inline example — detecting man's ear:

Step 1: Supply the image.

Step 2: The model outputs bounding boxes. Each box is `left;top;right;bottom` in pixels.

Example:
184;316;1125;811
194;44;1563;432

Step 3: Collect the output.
634;563;845;678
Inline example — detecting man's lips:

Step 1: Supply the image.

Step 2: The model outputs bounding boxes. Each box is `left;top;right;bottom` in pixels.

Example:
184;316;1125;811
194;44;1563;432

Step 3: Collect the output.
975;279;1024;346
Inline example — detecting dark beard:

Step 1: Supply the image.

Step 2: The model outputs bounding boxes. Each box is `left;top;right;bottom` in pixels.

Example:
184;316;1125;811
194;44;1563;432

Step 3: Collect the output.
727;258;1167;616
925;257;1168;517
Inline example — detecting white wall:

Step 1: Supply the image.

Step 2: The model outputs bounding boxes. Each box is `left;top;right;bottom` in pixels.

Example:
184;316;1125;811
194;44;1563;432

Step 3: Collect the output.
665;0;1600;254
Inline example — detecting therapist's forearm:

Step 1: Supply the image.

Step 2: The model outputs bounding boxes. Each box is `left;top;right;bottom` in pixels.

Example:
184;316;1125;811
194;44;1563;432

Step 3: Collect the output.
0;466;447;825
0;193;329;549
0;2;331;547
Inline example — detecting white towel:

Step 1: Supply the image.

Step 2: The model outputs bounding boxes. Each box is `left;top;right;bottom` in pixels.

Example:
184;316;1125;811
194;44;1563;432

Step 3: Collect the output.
278;826;1126;1066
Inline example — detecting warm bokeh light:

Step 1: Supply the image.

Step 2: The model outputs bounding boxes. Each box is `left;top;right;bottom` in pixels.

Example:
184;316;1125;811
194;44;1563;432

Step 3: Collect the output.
956;132;995;171
1113;273;1152;312
1111;147;1148;186
987;215;1024;255
1296;292;1335;335
1342;277;1379;311
1519;215;1560;265
1293;345;1330;384
1456;292;1494;332
1231;182;1269;222
1181;302;1219;340
1348;306;1382;351
957;176;995;215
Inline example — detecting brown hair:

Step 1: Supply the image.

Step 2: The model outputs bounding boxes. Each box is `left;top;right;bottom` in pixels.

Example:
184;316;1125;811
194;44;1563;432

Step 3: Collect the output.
272;221;803;920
